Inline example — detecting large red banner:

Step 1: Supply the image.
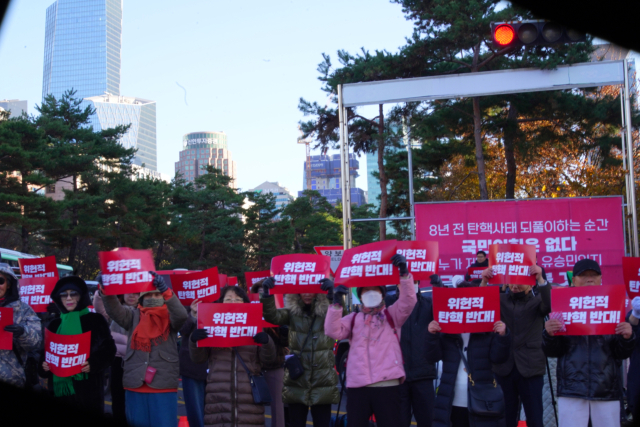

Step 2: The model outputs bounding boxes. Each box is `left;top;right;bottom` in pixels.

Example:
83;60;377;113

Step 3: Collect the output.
249;293;285;327
270;254;331;294
197;303;263;347
172;267;220;305
19;277;57;313
245;270;271;288
488;244;536;286
396;241;439;282
432;286;501;333
99;249;156;295
18;256;58;279
44;330;92;377
622;257;640;299
415;197;624;286
335;240;400;287
0;307;13;350
551;285;626;335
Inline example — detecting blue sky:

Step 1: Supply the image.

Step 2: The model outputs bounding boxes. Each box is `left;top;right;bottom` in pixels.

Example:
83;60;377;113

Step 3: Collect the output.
0;0;414;195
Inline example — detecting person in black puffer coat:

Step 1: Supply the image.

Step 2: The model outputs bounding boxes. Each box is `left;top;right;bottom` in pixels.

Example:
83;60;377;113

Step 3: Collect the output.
387;281;436;427
426;282;511;427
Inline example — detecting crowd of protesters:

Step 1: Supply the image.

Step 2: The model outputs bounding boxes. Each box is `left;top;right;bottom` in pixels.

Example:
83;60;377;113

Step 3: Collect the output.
0;250;639;427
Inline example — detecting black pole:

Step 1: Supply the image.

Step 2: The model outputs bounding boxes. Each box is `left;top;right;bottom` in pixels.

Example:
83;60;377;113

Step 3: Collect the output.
546;357;558;427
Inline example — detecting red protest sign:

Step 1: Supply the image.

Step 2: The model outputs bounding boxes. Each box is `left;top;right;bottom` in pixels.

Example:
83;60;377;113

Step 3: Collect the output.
396;241;439;281
196;303;263;347
335;240;399;287
467;267;486;281
98;249;156;295
228;277;238;286
551;285;626;335
249;293;285;327
219;274;228;287
245;270;271;289
19;277;57;313
622;257;640;299
44;330;92;377
432;286;501;333
0;307;13;350
314;246;344;274
18;256;58;279
172;267;220;305
270;254;331;294
488;244;536;286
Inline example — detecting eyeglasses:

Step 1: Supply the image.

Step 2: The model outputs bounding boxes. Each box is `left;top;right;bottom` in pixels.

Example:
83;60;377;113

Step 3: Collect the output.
223;298;244;303
60;291;80;299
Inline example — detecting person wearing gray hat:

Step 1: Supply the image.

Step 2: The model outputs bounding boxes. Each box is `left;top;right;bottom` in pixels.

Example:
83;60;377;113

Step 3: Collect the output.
0;263;43;388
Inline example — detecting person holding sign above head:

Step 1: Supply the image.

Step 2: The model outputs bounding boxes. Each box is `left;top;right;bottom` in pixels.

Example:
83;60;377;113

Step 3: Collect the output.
189;285;276;427
479;263;550;427
324;254;417;427
39;276;116;414
543;259;635;427
426;280;511;427
0;263;43;388
101;271;188;427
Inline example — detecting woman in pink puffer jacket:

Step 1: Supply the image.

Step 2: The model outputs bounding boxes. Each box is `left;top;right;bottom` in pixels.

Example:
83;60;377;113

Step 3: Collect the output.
324;254;417;427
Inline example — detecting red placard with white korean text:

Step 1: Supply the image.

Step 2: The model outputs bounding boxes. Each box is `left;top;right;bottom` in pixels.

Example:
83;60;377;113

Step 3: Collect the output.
335;240;399;287
98;249;156;295
19;277;57;313
196;303;263;347
622;257;640;299
488;244;536;286
314;246;344;275
270;254;331;294
467;267;486;281
245;271;271;289
432;286;501;333
172;267;220;306
228;277;238;286
44;330;91;377
249;293;285;327
18;256;59;279
396;241;439;282
219;274;228;287
551;285;626;335
0;307;13;350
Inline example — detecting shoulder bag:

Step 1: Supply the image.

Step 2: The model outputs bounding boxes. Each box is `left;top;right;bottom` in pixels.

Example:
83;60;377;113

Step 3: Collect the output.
457;342;505;418
234;348;272;405
284;316;316;380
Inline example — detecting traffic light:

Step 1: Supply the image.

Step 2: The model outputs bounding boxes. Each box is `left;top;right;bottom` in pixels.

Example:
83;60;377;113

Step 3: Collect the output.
491;21;586;49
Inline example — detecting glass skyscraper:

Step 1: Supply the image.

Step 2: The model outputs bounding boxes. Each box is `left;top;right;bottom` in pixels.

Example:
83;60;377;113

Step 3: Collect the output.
42;0;122;101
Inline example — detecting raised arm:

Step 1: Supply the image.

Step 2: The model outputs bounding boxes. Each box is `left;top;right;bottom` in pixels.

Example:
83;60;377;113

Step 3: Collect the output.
387;273;417;328
324;309;356;341
261;295;291;326
102;293;134;331
164;290;188;332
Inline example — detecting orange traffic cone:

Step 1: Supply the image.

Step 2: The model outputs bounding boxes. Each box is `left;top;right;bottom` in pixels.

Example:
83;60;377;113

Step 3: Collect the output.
517;421;527;427
178;416;189;427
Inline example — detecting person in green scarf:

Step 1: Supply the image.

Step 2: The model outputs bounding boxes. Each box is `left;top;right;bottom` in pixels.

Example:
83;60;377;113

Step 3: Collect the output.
39;276;116;415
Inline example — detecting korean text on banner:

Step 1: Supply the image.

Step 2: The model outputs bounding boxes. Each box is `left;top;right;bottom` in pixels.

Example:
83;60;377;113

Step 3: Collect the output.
197;303;263;347
18;256;58;279
396;241;439;281
468;267;485;280
98;249;156;295
551;285;626;335
249;293;284;327
245;271;271;289
622;257;640;299
172;267;220;305
335;240;400;288
44;330;92;377
488;243;536;286
314;246;345;275
0;307;13;350
270;254;331;294
19;277;57;313
432;286;501;333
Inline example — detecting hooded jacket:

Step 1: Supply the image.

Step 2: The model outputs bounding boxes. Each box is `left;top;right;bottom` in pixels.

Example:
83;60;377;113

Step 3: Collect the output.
261;293;340;406
0;268;43;388
38;277;116;414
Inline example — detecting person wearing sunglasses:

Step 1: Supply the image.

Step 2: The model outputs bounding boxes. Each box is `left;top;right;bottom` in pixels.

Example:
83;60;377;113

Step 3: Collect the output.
39;276;116;414
0;263;43;388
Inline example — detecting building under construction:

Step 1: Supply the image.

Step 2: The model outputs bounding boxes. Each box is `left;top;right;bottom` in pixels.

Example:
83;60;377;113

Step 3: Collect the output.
299;154;366;207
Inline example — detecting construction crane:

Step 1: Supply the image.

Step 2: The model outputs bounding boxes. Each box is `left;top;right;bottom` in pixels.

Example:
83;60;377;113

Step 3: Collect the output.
297;126;313;191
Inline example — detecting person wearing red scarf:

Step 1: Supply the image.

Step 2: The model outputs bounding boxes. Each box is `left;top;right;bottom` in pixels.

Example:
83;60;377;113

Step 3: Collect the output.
101;272;188;427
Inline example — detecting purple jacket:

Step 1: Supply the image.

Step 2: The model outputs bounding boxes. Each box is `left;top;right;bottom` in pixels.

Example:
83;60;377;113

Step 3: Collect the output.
324;274;417;388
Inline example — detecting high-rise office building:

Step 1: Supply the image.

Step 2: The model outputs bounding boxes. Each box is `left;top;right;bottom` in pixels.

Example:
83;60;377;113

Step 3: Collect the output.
0;100;28;118
175;132;237;187
299;153;366;207
248;181;294;219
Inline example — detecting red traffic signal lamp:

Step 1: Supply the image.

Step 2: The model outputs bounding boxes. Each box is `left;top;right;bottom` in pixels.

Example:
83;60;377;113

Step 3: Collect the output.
491;21;586;49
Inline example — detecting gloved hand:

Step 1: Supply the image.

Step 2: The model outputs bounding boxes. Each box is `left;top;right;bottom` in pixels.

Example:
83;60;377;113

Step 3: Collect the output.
333;285;349;306
4;325;25;338
429;274;444;288
149;271;168;293
319;278;335;302
253;332;270;345
391;254;409;277
262;277;276;296
632;296;640;319
190;328;209;343
95;272;104;294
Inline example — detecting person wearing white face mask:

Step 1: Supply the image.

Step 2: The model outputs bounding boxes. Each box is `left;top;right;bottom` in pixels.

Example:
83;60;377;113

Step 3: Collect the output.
324;254;417;427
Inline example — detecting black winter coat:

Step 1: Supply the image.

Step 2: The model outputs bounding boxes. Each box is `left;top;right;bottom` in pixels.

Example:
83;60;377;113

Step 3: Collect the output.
179;314;208;381
426;331;511;427
388;291;436;381
627;311;640;412
542;329;636;400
